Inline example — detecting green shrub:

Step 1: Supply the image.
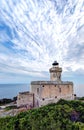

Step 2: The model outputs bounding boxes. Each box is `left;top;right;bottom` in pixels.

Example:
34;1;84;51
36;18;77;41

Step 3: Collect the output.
0;99;84;130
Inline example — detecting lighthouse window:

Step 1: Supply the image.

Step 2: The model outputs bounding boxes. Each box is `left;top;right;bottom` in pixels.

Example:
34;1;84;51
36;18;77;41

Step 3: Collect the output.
68;85;69;88
37;88;39;95
42;98;45;101
59;88;61;93
53;73;56;77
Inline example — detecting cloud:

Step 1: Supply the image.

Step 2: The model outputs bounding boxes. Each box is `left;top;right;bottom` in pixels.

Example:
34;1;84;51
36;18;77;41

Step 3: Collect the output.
0;0;84;83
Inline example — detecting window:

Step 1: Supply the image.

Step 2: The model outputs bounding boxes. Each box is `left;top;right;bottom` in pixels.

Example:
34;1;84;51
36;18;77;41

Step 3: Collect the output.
59;88;61;93
42;98;45;101
59;75;61;79
68;85;69;88
53;73;56;77
37;88;39;95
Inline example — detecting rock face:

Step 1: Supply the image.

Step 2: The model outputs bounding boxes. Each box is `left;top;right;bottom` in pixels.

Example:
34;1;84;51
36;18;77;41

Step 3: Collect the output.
0;109;18;117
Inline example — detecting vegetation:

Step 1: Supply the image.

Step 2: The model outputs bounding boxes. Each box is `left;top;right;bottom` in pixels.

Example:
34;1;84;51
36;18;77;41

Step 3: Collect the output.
0;96;17;105
0;98;13;105
79;97;84;101
0;99;84;130
4;105;17;111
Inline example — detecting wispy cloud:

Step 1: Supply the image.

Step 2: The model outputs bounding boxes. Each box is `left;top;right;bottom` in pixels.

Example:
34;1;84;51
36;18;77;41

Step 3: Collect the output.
0;0;84;83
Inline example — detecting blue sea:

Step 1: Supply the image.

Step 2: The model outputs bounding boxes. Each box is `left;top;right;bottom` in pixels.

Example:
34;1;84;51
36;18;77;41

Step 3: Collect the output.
0;84;30;99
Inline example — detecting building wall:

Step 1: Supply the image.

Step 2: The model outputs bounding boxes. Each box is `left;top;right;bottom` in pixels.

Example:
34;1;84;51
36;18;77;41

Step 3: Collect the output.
50;72;61;82
31;85;42;107
17;92;34;108
31;83;74;107
49;67;62;82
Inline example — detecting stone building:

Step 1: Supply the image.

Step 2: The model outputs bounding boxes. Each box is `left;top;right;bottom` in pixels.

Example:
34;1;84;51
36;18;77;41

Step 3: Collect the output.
31;61;74;107
17;61;74;108
17;91;34;108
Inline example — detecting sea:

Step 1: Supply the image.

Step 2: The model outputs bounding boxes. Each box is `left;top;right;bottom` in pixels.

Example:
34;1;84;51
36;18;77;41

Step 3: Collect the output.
0;84;30;99
0;84;84;99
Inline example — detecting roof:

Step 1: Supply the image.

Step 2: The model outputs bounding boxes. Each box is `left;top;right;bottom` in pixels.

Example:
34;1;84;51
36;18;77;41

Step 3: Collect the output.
52;61;59;66
19;91;33;95
31;81;73;85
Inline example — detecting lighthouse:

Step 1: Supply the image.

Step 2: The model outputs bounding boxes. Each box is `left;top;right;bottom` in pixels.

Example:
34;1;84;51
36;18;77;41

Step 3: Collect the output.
17;61;74;108
49;61;62;82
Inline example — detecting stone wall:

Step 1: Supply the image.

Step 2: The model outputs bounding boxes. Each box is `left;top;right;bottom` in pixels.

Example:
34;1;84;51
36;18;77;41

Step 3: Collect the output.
17;91;34;108
31;81;74;107
49;67;62;82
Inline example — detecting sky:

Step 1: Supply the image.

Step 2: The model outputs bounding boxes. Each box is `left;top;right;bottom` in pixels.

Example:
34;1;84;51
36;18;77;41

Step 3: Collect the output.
0;0;84;88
